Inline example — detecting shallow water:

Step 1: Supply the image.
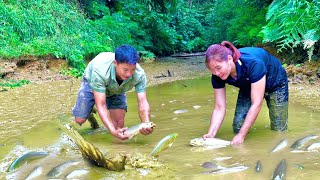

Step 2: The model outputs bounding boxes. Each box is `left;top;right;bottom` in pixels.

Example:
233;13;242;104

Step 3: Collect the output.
0;77;319;179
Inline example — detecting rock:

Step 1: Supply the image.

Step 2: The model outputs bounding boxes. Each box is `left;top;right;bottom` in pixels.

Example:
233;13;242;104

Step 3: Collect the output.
317;67;320;78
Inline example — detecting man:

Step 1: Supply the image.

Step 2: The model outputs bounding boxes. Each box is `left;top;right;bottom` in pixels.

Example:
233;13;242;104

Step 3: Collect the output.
72;45;154;140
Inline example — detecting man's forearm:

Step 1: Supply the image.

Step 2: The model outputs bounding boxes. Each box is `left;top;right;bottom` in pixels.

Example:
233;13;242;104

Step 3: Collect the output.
96;105;116;132
138;102;150;122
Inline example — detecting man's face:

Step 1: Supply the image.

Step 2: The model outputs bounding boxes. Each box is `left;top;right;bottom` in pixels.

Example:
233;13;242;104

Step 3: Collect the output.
113;60;136;80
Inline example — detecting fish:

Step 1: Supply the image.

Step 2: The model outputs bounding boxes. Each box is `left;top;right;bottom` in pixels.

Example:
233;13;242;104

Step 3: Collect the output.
65;169;89;179
150;133;178;157
201;162;222;170
193;105;201;109
272;159;287;180
7;151;48;172
204;165;248;174
306;142;320;151
255;160;262;172
46;160;81;178
123;122;156;139
60;123;126;171
25;166;43;180
290;135;318;151
173;109;188;114
271;139;288;153
190;137;230;148
292;164;304;170
213;157;232;161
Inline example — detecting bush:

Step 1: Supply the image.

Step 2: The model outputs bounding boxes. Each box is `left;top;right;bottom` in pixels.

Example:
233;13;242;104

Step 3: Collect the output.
261;0;320;60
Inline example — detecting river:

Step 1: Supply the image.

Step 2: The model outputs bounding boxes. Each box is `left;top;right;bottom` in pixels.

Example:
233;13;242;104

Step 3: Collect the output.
0;77;319;179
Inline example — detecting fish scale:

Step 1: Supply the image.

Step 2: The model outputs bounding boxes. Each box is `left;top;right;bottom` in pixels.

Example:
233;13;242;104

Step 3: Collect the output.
150;133;178;157
60;123;126;171
290;134;319;151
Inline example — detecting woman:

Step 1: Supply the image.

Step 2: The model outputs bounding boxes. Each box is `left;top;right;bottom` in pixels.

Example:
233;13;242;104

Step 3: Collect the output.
203;41;288;144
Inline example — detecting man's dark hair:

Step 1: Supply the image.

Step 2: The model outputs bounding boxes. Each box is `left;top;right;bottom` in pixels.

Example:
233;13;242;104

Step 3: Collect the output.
115;45;139;65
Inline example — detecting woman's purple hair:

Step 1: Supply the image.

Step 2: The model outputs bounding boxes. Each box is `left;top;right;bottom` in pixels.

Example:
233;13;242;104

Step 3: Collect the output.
205;41;241;66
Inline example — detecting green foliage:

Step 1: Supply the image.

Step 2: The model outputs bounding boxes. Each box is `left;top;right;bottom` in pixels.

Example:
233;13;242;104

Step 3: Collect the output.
173;7;207;52
60;66;84;78
0;0;113;72
119;1;178;55
4;0;316;68
139;0;177;13
205;0;268;46
78;0;110;19
0;79;30;89
282;63;288;68
139;51;155;63
261;0;320;60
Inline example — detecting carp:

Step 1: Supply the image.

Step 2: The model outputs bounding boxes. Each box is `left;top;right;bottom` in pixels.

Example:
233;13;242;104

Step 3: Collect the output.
124;122;156;139
150;133;178;157
190;137;230;148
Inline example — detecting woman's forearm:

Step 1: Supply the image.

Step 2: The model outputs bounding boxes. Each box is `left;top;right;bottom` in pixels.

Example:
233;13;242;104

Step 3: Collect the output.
208;108;226;136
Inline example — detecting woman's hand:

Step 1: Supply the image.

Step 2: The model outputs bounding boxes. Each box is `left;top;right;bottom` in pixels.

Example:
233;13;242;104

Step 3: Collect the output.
231;133;245;145
202;133;214;139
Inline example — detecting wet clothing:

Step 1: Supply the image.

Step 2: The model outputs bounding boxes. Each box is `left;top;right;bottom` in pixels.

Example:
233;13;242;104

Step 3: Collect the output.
72;77;127;119
72;52;147;119
232;81;288;133
211;47;288;132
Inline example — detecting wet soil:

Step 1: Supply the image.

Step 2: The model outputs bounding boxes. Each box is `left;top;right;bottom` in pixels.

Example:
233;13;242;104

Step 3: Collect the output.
0;56;319;111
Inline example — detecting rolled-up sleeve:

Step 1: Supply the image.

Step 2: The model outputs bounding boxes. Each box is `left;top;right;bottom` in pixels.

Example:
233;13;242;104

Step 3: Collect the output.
89;69;106;93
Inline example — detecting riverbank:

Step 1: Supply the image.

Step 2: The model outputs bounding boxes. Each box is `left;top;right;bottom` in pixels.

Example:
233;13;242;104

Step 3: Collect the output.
0;56;319;111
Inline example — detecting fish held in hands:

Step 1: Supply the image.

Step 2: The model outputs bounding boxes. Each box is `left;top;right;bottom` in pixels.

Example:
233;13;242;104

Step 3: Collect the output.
124;122;156;139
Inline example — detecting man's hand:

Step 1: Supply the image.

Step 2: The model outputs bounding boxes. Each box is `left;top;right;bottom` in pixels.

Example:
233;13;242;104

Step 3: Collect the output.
231;133;246;145
111;127;129;140
140;125;155;135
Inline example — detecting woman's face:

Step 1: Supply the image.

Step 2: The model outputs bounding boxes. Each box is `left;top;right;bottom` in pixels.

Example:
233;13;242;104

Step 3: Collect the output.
207;56;233;80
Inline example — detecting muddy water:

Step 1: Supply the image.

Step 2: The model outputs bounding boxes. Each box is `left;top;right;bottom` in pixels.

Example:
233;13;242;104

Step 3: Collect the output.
0;77;320;179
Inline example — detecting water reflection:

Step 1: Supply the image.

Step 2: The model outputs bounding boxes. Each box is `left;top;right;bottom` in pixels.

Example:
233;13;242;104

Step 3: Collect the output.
0;77;319;179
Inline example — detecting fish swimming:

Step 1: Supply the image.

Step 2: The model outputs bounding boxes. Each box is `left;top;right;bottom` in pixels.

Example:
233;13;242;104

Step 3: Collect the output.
272;159;287;180
25;166;43;180
150;133;178;157
190;137;230;148
291;135;318;151
46;160;81;178
201;162;222;170
271;139;288;153
173;109;188;114
255;160;262;172
204;165;248;174
7;151;48;172
65;169;89;179
124;122;156;139
306;142;320;151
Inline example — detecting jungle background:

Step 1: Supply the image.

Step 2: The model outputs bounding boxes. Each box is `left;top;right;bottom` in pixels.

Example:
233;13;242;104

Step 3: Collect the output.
0;0;319;90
